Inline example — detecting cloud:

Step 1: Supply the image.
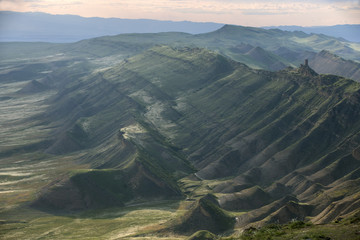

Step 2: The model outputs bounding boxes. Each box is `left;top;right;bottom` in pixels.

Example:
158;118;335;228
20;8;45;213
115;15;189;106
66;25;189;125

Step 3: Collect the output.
242;10;289;15
0;0;359;26
0;0;26;11
2;0;358;15
0;0;83;11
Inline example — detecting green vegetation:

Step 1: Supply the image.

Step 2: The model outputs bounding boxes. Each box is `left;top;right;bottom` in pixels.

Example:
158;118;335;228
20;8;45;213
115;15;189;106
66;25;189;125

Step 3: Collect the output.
198;196;235;232
187;230;217;240
240;224;286;240
232;220;360;240
1;27;360;239
0;201;184;240
71;169;132;206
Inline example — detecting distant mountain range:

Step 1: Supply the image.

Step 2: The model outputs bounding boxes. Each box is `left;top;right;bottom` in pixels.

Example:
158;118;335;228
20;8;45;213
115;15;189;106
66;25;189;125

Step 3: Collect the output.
1;11;360;43
1;24;360;82
0;11;223;42
264;25;360;43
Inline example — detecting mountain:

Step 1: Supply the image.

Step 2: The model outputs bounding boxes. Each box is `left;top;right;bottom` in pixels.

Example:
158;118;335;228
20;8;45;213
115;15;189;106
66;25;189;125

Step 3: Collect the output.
1;43;360;239
2;11;360;75
308;50;360;82
68;24;360;66
274;48;360;82
264;25;360;43
66;25;360;81
0;11;223;42
244;46;288;71
197;25;360;63
2;11;359;45
3;23;359;83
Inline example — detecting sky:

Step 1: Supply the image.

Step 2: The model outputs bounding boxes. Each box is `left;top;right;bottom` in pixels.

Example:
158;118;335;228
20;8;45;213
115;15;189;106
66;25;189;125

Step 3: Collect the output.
0;0;359;26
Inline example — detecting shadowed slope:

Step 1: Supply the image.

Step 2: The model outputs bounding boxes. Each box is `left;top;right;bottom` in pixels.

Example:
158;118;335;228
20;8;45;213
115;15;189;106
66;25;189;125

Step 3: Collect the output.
170;194;235;234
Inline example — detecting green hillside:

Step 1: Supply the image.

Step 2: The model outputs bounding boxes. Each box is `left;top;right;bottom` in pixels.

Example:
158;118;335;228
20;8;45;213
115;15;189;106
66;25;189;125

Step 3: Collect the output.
1;36;360;238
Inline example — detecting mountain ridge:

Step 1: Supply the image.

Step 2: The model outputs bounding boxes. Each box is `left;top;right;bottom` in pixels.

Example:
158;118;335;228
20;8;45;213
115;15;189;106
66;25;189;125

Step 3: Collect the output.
264;24;360;43
2;21;360;81
14;46;360;229
1;27;360;239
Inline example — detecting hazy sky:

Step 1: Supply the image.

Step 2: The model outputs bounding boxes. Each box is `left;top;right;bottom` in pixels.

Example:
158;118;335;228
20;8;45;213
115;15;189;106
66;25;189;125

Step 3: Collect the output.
1;0;359;26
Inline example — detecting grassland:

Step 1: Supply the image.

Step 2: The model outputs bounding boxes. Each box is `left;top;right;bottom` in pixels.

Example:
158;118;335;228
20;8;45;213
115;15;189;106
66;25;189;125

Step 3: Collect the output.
226;218;360;240
0;200;188;240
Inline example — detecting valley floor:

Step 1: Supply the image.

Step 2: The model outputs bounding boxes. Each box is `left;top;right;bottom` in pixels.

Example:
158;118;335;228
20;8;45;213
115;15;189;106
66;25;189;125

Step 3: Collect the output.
1;199;359;239
0;200;186;240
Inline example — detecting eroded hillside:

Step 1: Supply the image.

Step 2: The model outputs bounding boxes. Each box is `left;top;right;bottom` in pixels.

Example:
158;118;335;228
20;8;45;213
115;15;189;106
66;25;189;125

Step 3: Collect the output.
1;44;360;239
